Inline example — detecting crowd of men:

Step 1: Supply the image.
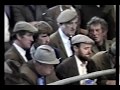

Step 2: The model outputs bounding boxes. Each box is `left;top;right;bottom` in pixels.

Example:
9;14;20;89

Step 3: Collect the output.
4;5;116;85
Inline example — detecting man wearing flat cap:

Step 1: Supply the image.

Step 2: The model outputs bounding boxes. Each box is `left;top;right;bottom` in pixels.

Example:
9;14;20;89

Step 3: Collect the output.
30;21;53;59
5;45;60;85
5;21;38;85
91;42;116;85
50;9;79;62
30;21;60;62
43;5;76;33
56;34;97;85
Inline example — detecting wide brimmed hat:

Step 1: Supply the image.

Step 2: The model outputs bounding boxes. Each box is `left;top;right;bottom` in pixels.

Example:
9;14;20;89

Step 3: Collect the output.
33;45;60;64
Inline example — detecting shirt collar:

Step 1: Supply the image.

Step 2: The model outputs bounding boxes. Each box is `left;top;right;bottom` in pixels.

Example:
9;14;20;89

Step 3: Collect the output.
74;55;88;66
13;43;26;57
58;28;69;41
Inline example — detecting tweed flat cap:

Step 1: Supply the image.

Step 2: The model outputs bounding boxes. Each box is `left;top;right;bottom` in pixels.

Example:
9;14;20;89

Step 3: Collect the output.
34;21;53;34
71;34;94;44
57;9;77;23
33;45;60;64
13;21;38;33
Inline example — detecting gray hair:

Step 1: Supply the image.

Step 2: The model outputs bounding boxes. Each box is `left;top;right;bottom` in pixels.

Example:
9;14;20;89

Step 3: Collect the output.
87;16;108;32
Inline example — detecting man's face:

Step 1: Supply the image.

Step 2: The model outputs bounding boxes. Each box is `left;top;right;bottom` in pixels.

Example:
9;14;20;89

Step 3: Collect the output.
75;43;93;60
35;61;54;76
89;24;107;43
61;17;78;37
37;34;50;45
18;32;34;49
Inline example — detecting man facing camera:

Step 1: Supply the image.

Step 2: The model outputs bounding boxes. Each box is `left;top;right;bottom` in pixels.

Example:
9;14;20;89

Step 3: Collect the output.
50;9;79;61
56;34;97;85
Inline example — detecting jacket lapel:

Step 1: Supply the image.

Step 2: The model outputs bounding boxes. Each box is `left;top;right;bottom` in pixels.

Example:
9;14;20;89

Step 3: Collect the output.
92;45;99;54
101;53;112;69
56;32;68;58
12;46;28;64
67;56;79;76
105;40;112;50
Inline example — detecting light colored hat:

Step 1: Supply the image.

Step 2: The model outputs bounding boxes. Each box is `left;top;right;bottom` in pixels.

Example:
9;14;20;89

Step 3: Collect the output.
57;9;77;23
71;34;94;44
33;45;60;64
34;21;53;34
13;21;38;33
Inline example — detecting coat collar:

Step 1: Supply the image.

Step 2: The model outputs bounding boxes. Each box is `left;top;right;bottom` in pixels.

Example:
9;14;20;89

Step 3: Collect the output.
56;31;68;58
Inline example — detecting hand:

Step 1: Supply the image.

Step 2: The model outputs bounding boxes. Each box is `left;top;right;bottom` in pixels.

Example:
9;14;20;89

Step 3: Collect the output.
106;80;116;85
81;79;97;85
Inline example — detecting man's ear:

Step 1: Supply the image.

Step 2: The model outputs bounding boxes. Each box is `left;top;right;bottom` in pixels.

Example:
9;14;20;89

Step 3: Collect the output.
103;30;107;34
16;34;22;40
73;45;78;52
103;30;108;38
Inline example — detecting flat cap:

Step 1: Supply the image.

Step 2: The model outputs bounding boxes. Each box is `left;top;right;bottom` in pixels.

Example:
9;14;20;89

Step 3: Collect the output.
13;21;38;33
34;21;53;34
71;34;94;44
33;45;60;65
57;9;77;23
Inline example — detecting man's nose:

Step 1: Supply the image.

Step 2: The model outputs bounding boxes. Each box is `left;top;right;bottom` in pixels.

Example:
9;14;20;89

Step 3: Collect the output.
93;30;98;35
88;49;92;54
31;36;34;41
71;23;77;29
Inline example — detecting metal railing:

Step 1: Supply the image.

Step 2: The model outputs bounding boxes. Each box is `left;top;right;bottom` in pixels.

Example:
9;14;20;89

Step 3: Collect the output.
47;69;116;85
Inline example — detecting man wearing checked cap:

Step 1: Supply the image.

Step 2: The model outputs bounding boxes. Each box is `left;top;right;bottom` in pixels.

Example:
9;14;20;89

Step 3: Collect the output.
5;21;38;63
50;9;79;62
5;21;38;85
56;34;98;85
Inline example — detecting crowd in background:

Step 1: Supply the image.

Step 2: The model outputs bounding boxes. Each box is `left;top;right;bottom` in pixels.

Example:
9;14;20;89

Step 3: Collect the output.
4;5;116;85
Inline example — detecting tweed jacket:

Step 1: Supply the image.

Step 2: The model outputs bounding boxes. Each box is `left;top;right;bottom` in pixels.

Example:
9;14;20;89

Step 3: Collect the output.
20;61;59;85
91;51;116;85
91;40;113;56
55;56;97;85
50;31;68;61
4;45;31;85
5;45;27;65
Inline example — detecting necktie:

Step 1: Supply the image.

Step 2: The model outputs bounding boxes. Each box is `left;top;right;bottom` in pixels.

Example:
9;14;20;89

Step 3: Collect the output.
69;36;72;45
68;36;73;56
37;76;46;85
